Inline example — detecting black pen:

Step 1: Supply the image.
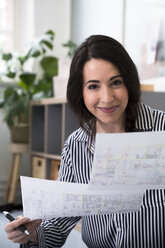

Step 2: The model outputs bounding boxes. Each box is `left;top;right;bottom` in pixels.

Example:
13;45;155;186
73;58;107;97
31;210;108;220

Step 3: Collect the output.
3;211;30;235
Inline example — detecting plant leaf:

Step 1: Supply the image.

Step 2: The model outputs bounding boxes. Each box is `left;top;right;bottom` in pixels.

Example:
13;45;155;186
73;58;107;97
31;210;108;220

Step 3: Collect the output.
40;40;53;50
2;53;13;61
40;56;58;78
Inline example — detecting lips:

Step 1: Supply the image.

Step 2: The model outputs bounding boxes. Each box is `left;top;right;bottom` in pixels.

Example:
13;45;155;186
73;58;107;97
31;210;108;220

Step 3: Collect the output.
97;105;118;113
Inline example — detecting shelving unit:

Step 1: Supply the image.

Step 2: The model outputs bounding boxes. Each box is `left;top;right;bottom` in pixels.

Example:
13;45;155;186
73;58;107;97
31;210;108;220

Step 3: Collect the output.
30;97;79;179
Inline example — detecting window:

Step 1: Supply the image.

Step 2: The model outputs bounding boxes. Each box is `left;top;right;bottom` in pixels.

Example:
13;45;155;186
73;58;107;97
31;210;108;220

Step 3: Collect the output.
0;0;13;73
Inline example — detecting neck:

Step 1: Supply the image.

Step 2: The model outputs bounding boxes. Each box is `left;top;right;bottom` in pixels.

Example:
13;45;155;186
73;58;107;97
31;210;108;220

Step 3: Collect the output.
96;121;125;133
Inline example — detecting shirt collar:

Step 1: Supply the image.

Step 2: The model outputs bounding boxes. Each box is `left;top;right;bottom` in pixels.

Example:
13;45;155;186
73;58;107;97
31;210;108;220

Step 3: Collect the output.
73;127;95;154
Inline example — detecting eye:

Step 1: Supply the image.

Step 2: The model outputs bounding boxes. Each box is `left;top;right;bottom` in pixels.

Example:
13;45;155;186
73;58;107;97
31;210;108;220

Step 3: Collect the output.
111;79;122;87
87;84;99;90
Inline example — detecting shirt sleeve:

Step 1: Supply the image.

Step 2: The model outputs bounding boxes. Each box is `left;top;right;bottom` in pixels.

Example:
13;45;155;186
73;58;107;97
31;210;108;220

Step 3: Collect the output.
20;138;81;248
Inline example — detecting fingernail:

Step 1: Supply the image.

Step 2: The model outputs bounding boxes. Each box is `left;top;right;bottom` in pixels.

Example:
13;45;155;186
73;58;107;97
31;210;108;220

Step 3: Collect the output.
23;218;30;222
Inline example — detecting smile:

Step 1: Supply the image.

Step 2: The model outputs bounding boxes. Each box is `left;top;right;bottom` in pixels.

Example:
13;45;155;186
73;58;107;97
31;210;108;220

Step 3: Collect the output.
97;105;118;113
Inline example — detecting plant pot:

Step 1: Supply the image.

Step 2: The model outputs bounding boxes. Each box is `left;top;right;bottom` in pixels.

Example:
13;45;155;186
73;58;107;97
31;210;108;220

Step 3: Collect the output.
10;124;29;144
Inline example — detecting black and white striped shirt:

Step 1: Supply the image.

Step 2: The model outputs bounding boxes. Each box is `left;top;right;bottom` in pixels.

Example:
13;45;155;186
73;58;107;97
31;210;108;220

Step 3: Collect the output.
21;103;165;248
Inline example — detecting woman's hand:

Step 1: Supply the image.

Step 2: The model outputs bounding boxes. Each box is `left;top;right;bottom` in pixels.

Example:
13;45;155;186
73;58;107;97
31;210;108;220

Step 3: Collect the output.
4;215;42;244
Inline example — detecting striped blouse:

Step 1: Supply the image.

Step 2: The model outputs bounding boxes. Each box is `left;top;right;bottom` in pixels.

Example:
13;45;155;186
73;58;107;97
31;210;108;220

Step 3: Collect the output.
21;103;165;248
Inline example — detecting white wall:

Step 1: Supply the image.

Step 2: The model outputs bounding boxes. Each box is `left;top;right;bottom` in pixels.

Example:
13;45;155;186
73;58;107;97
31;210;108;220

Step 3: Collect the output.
34;0;71;58
13;0;34;52
71;0;124;45
13;0;71;58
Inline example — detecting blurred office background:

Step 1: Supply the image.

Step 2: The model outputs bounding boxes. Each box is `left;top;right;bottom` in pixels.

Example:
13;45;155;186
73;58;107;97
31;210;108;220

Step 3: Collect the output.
0;1;165;247
0;0;165;216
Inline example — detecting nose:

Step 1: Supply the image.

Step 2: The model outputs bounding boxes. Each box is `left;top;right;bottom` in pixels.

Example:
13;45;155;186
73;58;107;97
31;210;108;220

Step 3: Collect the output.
100;86;114;103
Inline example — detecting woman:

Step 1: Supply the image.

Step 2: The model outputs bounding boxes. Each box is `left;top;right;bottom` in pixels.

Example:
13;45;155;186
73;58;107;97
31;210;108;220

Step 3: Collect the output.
5;35;165;248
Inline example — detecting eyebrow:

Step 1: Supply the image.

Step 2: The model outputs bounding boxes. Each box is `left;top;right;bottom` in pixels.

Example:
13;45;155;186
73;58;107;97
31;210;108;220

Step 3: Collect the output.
84;74;122;85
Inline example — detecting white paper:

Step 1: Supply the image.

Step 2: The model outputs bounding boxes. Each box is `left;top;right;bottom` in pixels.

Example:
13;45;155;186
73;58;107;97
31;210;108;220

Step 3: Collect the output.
89;131;165;191
20;176;143;219
20;131;165;220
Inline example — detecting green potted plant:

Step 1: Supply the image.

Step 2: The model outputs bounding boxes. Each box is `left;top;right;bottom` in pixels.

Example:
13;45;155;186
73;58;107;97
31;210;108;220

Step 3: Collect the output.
0;30;58;143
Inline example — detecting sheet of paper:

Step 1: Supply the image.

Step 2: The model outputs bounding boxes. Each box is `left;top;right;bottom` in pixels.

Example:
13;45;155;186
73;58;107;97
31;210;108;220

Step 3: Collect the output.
20;176;143;219
89;131;165;191
20;131;165;219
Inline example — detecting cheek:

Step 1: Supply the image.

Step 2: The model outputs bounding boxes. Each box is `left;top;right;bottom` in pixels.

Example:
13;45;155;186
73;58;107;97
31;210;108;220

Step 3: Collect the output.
83;96;93;109
118;89;129;107
83;90;97;111
123;88;128;100
83;88;91;104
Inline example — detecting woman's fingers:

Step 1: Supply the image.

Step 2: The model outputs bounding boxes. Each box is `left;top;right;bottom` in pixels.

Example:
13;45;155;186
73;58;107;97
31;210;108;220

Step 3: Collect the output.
5;217;30;233
7;229;26;241
6;228;29;244
4;216;42;244
12;235;29;244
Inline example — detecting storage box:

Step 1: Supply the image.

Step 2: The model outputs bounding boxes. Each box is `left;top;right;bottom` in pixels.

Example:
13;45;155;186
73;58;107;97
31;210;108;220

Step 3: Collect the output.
32;157;46;179
50;159;60;180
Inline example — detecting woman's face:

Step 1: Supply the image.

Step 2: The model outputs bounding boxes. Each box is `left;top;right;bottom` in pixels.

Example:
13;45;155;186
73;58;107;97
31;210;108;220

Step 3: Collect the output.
83;58;128;133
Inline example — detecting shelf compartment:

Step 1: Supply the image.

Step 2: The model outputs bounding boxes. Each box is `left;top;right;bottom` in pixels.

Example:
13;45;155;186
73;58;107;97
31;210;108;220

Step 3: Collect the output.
31;105;45;152
46;104;62;155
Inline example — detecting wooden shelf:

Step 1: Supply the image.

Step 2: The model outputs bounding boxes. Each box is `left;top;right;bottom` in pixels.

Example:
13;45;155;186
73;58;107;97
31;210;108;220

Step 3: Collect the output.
30;151;61;160
30;98;79;179
30;97;67;105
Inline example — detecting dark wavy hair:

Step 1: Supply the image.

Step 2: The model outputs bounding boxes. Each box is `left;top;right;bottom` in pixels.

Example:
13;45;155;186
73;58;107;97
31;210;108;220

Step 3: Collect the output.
67;35;141;136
